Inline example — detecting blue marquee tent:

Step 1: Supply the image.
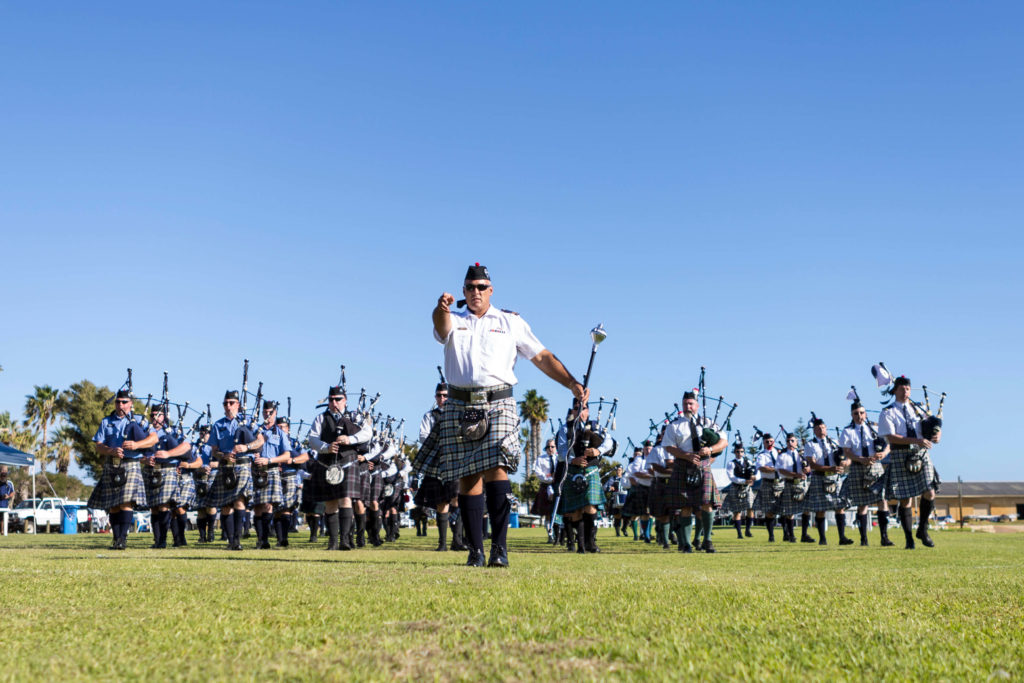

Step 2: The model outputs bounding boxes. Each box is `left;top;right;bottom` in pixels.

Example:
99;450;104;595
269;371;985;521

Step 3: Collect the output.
0;442;35;468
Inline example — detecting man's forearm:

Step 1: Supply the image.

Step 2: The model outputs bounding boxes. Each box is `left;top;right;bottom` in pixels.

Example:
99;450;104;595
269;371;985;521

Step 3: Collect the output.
532;351;579;390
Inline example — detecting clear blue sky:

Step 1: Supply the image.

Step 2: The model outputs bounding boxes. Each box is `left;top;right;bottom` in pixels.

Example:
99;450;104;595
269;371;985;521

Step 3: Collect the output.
1;3;1021;484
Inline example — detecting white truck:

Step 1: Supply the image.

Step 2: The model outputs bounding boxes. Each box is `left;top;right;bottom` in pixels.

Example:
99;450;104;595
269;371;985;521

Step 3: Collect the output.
6;498;92;533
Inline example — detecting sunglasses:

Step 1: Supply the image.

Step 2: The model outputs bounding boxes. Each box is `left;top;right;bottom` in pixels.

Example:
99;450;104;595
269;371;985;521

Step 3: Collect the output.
464;284;491;292
116;399;131;404
223;401;237;406
329;396;345;402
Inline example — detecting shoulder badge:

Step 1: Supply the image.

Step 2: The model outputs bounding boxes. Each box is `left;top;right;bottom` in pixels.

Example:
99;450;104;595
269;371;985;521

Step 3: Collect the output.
500;308;520;316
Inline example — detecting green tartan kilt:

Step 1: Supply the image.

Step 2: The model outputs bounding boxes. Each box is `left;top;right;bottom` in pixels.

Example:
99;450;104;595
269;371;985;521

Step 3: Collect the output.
557;465;604;514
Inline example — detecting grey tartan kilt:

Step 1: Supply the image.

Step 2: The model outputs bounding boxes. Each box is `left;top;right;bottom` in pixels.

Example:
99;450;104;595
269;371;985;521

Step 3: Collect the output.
722;484;756;514
202;463;254;508
88;461;148;511
648;478;674;517
143;466;181;508
280;472;301;510
414;390;522;482
805;474;850;512
174;471;198;509
622;486;650;516
777;479;807;517
841;462;888;507
253;467;284;507
665;460;720;511
889;448;933;500
367;470;384;501
558;465;604;514
305;452;360;502
414;476;458;509
754;479;782;516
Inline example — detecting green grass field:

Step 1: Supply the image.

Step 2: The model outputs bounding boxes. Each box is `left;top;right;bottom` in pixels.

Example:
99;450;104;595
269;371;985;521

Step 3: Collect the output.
1;525;1021;681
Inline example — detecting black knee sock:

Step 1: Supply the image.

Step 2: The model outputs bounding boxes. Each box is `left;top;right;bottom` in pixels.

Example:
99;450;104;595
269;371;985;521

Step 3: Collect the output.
437;512;449;547
355;513;366;545
899;506;914;546
222;512;235;543
815;516;827;543
110;510;122;542
234;511;246;543
784;518;794;540
918;498;934;533
734;519;743;538
857;513;868;543
745;516;753;535
766;517;776;541
613;517;621;535
325;512;339;547
484;480;512;552
836;512;848;540
583;512;597;550
459;494;486;553
339;508;354;548
453;512;464;548
801;513;811;537
261;513;273;544
878;510;890;541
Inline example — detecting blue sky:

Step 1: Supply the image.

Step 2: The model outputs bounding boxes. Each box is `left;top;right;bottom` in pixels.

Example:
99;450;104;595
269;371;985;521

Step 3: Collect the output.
1;3;1021;483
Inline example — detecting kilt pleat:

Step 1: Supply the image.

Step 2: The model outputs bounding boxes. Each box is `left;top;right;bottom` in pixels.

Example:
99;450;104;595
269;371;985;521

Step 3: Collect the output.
415;476;458;509
253;467;284;507
622;486;650;517
201;463;254;508
557;464;603;514
87;461;148;510
280;472;301;510
143;467;181;508
805;474;850;512
753;478;783;517
777;478;807;516
418;390;521;482
721;484;756;514
665;460;720;511
841;462;888;507
888;448;932;500
648;478;674;517
304;452;360;502
174;471;198;509
367;470;384;501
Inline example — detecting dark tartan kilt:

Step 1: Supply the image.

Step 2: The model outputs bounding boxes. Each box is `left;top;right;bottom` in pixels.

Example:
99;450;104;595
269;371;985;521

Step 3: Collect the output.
648;478;675;517
174;471;198;510
665;460;720;511
202;463;254;508
841;462;887;507
253;467;284;507
721;484;755;514
305;453;361;502
558;465;604;514
805;474;850;512
530;482;555;516
889;447;933;500
754;479;783;517
622;486;650;517
777;479;807;517
280;472;301;510
299;482;325;515
368;471;384;502
88;461;148;511
414;390;522;482
143;466;180;508
415;476;458;510
381;479;403;509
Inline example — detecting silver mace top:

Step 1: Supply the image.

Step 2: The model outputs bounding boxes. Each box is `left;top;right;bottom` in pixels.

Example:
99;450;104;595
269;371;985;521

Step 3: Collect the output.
590;323;607;348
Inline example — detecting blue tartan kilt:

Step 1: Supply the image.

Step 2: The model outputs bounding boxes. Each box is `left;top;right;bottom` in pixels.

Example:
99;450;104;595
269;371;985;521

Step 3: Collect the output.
722;484;755;514
754;479;783;517
777;478;807;517
416;389;522;482
557;465;604;514
648;478;674;517
665;460;720;511
841;462;887;507
253;467;284;507
305;452;360;502
415;476;458;509
889;447;933;499
174;470;198;509
805;474;850;512
622;486;649;517
88;461;148;511
143;466;180;508
202;463;254;508
280;472;301;510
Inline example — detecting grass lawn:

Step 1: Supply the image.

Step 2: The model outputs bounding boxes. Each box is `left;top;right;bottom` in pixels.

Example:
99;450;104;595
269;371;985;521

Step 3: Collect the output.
1;525;1021;681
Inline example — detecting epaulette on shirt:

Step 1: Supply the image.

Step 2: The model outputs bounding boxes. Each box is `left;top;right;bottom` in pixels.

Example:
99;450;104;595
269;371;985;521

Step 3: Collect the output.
500;308;519;316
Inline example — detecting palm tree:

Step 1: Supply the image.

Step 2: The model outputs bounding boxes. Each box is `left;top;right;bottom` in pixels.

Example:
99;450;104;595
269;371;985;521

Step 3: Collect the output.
518;389;549;477
53;425;78;475
24;385;60;472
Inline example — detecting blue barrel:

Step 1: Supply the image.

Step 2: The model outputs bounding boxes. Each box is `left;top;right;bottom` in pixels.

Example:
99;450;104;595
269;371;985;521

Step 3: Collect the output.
509;511;519;529
61;505;79;534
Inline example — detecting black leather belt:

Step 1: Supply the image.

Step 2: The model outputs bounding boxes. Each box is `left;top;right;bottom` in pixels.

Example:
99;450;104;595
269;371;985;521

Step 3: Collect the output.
448;386;513;403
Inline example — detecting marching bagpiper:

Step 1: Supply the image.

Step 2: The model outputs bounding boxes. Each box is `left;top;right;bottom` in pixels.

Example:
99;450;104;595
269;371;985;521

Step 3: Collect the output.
840;399;894;546
722;440;758;539
775;432;809;543
803;416;853;546
274;416;309;547
753;432;783;543
143;403;192;549
622;444;653;542
251;401;291;549
204;390;264;550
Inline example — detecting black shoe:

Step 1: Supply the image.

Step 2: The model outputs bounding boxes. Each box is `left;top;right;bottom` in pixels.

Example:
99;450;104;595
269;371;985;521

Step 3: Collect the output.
466;549;486;567
275;542;287;548
587;544;601;554
767;536;775;543
661;541;670;550
487;546;509;568
880;538;895;547
818;539;827;546
916;528;934;548
736;532;744;540
260;540;272;550
801;535;816;543
744;530;753;538
839;537;855;546
701;540;716;554
860;540;869;547
229;540;243;551
150;543;162;549
679;544;693;553
435;543;448;552
338;540;353;551
905;540;916;550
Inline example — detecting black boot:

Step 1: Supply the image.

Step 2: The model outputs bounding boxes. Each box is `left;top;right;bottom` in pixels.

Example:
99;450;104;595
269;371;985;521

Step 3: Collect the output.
452;512;466;551
325;512;340;551
584;512;600;553
800;514;815;542
916;498;935;547
355;513;366;548
899;506;915;549
367;509;382;547
734;519;743;539
837;513;854;545
338;508;354;550
878;510;894;546
576;519;586;554
436;512;449;551
816;516;827;545
565;523;576;552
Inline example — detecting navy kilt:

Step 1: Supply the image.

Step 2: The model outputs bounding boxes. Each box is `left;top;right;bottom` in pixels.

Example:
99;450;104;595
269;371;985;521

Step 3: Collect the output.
280;471;301;510
174;470;198;509
665;460;720;511
841;462;887;507
754;478;783;516
414;387;522;481
88;461;148;510
415;476;458;510
299;481;325;515
253;467;284;507
558;464;603;514
143;466;180;508
622;485;650;517
648;477;674;517
889;447;932;500
202;462;254;508
530;482;555;516
805;474;850;512
721;483;755;514
777;478;807;516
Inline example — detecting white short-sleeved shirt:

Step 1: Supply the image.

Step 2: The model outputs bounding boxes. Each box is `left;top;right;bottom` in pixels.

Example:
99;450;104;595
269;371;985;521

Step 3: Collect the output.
532;453;555;483
775;449;802;474
754;449;779;479
659;415;719;454
435;306;545;388
728;457;761;485
841;423;880;457
644;445;673;478
878;401;921;439
625;455;651;487
804;437;841;467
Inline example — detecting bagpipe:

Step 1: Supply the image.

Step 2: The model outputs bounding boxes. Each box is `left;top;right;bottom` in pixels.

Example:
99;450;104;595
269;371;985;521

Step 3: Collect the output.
872;363;946;473
730;432;758;482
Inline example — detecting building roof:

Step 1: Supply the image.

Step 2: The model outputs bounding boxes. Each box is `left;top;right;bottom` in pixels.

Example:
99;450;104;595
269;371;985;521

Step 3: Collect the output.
939;482;1024;497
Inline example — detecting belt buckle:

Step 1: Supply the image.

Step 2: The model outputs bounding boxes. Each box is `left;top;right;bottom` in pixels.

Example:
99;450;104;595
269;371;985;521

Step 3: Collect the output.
469;390;488;404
